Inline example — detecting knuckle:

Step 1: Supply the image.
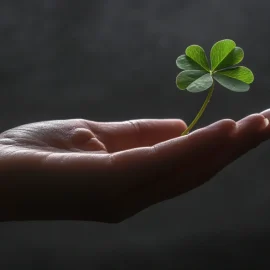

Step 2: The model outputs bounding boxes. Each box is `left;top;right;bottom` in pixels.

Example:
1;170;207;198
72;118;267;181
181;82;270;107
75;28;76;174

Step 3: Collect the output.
128;120;142;144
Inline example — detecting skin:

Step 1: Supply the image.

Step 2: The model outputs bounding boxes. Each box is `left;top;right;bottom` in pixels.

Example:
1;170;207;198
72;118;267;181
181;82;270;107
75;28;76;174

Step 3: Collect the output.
0;109;270;223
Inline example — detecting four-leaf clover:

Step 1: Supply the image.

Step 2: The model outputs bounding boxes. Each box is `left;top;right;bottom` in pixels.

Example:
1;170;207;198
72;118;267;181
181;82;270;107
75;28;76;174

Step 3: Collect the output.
175;39;254;135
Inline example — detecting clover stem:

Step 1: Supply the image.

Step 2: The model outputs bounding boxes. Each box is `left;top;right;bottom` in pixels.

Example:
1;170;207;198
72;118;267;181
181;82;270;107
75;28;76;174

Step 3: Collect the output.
181;82;215;136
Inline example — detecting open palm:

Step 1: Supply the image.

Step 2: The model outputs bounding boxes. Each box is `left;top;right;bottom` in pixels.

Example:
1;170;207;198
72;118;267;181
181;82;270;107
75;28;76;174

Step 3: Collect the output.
0;112;269;223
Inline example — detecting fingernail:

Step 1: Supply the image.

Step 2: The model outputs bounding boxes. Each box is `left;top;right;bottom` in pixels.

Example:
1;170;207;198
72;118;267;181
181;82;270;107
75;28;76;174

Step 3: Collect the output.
260;109;270;119
264;117;269;127
260;109;270;128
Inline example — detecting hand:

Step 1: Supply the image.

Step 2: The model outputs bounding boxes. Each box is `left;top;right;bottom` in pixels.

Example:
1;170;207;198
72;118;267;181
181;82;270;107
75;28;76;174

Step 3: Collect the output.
1;110;270;223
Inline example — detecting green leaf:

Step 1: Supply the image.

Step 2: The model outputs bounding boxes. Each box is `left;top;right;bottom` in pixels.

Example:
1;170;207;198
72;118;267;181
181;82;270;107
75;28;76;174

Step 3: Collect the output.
186;73;213;93
213;73;250;92
215;66;254;84
215;47;244;71
185;45;210;71
210;39;236;71
176;55;205;70
176;70;208;90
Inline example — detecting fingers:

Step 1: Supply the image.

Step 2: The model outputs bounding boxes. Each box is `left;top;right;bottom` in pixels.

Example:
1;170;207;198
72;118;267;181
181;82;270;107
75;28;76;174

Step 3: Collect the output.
111;118;235;169
89;119;187;152
193;113;269;178
110;113;270;201
109;119;237;194
108;113;270;221
206;112;270;177
113;113;269;173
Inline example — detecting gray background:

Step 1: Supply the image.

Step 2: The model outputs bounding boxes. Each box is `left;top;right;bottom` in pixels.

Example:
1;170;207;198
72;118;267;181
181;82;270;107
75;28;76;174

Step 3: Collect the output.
0;0;270;269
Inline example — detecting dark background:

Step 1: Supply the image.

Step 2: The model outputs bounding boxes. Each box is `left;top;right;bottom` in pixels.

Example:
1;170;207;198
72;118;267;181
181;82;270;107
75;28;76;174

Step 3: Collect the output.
1;0;270;269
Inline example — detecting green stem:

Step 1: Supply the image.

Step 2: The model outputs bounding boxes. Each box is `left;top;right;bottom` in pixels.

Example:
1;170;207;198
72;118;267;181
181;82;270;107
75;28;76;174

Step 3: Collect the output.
181;82;215;136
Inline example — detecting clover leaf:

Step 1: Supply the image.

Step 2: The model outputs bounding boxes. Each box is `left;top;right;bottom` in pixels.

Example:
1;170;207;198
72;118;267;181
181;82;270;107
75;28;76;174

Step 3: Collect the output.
175;39;254;135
